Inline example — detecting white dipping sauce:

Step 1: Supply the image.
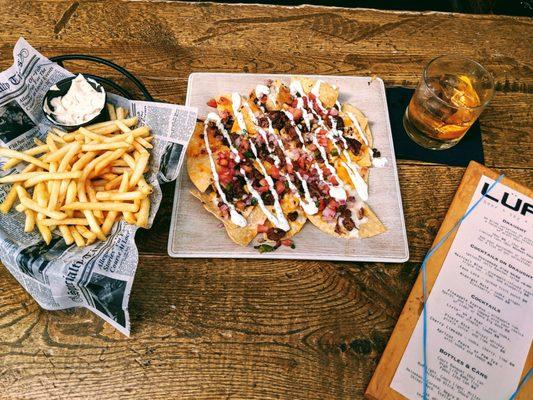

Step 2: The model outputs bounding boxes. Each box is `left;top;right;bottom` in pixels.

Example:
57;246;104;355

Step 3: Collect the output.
50;74;105;125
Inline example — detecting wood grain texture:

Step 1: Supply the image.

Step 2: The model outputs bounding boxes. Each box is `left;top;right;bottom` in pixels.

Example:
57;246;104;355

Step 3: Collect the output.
0;1;532;399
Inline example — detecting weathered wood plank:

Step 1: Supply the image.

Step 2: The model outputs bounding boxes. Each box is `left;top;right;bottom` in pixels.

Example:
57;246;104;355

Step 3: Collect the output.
0;255;418;399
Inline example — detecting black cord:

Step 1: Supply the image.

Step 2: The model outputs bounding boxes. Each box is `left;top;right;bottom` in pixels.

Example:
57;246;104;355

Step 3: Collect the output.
50;54;153;101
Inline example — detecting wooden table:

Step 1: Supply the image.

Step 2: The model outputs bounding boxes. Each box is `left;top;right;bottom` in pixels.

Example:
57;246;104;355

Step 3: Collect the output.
0;2;531;399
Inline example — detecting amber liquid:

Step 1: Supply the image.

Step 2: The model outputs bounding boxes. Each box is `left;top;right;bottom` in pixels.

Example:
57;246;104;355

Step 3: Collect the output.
408;74;481;141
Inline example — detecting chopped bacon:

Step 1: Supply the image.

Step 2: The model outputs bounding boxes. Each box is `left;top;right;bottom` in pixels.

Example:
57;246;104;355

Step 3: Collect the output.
267;228;285;241
218;158;228;167
257;185;270;193
257;224;269;233
235;200;245;210
240;139;250;151
207;98;217;108
260;95;268;103
291;99;298;108
259;178;268;186
297;157;306;170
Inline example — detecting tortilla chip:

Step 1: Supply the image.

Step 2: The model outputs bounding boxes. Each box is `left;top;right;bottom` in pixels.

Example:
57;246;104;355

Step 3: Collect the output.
358;204;386;238
186;122;230;192
190;190;266;246
281;193;307;238
295;77;339;108
225;94;258;135
308;201;385;239
341;103;373;148
215;95;233;116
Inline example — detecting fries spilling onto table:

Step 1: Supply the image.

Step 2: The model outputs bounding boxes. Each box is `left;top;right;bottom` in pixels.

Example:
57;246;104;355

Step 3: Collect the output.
0;105;153;247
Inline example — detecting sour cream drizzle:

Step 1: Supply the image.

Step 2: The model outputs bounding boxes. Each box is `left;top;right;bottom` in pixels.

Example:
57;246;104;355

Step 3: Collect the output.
282;110;305;144
203;115;247;227
244;99;318;215
235;97;290;230
328;116;369;201
346;111;369;146
231;92;247;132
247;140;290;231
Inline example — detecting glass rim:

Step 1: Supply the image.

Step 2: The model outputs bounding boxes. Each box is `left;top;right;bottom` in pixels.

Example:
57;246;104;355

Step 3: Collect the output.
422;54;495;111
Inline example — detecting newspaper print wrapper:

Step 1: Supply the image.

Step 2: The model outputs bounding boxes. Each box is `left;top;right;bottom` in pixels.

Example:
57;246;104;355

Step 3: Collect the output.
0;38;197;335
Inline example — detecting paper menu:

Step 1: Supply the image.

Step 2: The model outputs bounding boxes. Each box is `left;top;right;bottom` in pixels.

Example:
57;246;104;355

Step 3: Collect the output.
390;175;532;400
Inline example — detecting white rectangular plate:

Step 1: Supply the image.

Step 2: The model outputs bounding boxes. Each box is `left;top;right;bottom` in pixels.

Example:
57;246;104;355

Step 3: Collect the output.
168;73;409;262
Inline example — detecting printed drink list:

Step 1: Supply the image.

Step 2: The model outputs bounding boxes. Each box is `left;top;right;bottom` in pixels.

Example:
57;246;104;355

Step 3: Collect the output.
391;175;532;400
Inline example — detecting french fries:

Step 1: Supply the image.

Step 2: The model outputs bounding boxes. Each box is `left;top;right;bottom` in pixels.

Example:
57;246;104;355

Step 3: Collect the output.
0;107;153;246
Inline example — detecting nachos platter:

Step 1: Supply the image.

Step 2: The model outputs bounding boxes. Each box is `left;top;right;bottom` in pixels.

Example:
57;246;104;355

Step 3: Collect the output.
169;73;408;261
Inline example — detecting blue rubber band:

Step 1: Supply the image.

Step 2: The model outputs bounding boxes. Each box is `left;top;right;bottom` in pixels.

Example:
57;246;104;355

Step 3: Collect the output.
509;368;533;400
420;174;506;399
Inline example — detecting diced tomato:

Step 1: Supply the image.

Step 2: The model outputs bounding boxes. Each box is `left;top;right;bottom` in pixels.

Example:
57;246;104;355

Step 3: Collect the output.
308;143;317;151
268;165;280;179
257;185;270;193
319;136;328;147
328;199;339;210
275;180;285;194
240;139;250;151
281;239;293;247
317;199;326;212
218;169;233;185
260;95;268;103
308;93;316;101
297;157;306;170
292;108;302;120
286;163;294;174
291;99;298;108
257;224;269;233
259;178;268;186
302;97;308;108
235;200;245;210
218;158;228;167
207;98;217;108
328;175;338;185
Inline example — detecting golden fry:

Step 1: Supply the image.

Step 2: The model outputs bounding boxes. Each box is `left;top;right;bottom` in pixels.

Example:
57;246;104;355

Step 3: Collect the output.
0;114;152;245
41;218;89;226
0;148;49;170
62;201;139;212
22;171;82;188
95;191;144;201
